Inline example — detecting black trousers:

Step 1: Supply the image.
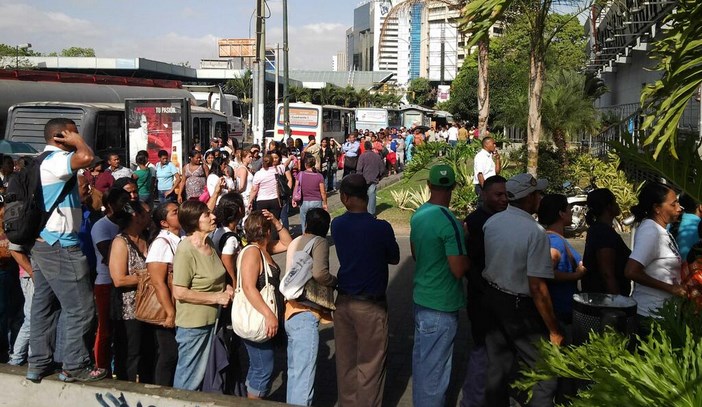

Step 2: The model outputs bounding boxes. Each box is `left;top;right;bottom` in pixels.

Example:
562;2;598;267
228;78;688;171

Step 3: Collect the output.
153;326;178;386
113;319;146;382
482;285;557;407
255;198;282;240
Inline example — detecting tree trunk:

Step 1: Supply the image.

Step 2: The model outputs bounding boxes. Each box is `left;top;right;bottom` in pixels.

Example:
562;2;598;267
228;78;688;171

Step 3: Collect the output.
553;128;568;167
477;40;490;137
527;48;546;176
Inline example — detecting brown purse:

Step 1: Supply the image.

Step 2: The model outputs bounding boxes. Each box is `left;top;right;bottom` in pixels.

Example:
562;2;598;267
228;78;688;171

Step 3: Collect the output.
135;238;175;326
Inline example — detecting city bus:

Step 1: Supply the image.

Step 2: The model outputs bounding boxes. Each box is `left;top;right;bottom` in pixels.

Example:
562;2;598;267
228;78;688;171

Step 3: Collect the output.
355;107;402;131
5;99;226;172
272;103;354;146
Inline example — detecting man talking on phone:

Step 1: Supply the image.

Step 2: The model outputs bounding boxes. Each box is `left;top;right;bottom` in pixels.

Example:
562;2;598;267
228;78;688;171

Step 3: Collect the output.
26;118;107;383
472;136;501;204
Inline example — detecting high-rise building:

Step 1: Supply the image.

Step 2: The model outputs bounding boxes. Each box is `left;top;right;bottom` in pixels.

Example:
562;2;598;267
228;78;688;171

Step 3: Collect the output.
333;51;347;72
344;0;503;86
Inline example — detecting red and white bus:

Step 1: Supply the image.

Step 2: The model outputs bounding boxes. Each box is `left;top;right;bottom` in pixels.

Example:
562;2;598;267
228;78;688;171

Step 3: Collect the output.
273;103;354;146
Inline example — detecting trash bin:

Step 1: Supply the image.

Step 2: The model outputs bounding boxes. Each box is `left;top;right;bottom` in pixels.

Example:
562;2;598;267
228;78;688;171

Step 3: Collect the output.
572;293;637;345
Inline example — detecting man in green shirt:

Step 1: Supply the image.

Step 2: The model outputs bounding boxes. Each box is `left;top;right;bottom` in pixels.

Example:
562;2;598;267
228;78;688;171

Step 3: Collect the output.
410;164;470;407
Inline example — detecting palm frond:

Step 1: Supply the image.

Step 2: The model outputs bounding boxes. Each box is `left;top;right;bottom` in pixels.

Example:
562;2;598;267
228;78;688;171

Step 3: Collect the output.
639;0;702;159
610;132;702;203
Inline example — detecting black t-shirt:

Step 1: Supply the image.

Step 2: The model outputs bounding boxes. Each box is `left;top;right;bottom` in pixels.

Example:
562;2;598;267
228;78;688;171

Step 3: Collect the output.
581;222;632;295
464;207;494;276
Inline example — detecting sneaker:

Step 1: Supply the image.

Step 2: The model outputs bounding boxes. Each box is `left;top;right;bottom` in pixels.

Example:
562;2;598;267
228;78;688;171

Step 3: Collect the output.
58;366;107;383
26;366;59;383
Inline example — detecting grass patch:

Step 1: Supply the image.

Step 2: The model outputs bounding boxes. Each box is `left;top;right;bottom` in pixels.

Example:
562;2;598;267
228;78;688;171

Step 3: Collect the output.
329;168;431;233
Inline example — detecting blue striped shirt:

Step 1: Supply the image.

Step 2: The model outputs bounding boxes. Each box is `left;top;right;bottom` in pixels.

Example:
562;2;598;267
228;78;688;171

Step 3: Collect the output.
39;146;81;247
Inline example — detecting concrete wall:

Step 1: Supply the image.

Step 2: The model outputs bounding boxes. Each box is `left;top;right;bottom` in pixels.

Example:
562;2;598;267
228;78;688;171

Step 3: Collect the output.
0;364;283;407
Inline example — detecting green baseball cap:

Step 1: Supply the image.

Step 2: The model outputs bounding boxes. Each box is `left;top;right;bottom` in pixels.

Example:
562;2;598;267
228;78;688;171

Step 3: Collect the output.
429;164;456;187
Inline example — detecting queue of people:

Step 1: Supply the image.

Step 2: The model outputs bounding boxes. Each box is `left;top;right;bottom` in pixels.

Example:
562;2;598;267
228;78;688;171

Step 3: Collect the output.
0;117;699;407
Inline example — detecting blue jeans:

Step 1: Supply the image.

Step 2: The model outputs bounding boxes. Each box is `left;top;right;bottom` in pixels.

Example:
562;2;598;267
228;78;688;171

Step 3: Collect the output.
157;190;176;204
243;338;275;397
285;311;320;406
9;276;34;365
281;201;290;229
450;140;457;147
174;324;214;390
28;241;95;373
299;200;323;234
367;183;377;216
412;303;459;407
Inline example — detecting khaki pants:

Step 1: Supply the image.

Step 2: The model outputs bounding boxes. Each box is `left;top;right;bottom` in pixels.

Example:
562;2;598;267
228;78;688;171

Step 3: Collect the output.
333;295;388;407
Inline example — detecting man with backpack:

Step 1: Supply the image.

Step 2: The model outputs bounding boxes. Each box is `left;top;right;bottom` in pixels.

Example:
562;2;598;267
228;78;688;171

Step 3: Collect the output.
24;118;106;382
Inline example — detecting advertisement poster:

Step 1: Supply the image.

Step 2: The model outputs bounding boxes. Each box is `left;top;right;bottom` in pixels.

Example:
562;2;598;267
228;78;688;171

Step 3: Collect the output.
125;99;186;171
437;85;451;103
278;106;319;127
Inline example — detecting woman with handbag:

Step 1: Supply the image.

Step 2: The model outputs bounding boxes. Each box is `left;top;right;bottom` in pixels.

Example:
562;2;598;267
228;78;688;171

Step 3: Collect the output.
108;191;153;382
319;137;337;192
537;194;587;326
248;154;283;227
282;208;337;406
178;149;208;203
292;155;327;234
237;209;291;399
144;202;182;386
172;200;233;391
271;151;294;230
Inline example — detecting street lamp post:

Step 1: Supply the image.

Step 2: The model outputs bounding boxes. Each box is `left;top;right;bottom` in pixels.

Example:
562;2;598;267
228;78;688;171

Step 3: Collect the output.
15;43;31;69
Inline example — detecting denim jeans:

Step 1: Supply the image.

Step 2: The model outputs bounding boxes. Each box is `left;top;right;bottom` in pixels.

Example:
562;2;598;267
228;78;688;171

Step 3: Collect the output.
299;201;323;234
412;303;458;407
281;201;290;229
9;276;34;365
243;338;275;397
157;190;176;204
28;241;95;373
285;311;320;406
367;183;377;216
173;324;214;391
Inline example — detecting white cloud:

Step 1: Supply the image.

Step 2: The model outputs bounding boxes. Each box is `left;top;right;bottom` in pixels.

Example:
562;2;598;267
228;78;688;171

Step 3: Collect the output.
268;23;347;70
105;32;220;65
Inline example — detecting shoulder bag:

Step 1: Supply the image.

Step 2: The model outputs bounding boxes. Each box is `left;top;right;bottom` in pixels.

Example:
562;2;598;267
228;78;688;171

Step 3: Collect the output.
135;237;175;326
292;171;304;205
275;166;292;201
231;245;278;343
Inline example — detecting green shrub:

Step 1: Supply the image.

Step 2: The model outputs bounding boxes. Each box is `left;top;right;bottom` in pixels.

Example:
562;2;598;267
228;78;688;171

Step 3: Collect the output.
515;297;702;406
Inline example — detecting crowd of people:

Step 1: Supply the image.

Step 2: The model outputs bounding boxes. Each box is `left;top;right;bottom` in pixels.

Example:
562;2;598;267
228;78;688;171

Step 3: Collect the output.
0;116;698;407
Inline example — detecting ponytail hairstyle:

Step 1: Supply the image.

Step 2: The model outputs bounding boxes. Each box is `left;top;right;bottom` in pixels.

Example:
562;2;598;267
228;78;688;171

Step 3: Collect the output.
586;188;617;226
213;192;245;228
149;202;178;243
630;182;675;223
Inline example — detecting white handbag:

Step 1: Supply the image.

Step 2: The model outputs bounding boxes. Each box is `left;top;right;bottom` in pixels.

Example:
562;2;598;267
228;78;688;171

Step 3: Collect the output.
231;245;278;343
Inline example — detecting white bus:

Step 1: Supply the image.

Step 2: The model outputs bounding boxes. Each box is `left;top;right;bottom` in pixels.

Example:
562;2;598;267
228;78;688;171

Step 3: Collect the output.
355;107;402;132
273;103;354;146
183;85;245;142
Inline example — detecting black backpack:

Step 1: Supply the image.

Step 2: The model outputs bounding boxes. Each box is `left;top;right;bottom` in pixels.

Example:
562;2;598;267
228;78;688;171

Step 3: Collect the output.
4;151;77;246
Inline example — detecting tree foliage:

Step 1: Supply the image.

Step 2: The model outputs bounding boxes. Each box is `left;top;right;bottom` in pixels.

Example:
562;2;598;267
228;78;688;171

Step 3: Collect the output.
58;47;96;57
407;77;435;107
639;0;702;159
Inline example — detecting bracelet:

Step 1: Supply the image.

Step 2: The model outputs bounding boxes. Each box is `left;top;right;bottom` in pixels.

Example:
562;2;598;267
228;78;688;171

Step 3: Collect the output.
276;226;284;232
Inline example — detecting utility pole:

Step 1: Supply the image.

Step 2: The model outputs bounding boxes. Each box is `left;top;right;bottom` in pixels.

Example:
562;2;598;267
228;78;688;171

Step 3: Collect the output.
254;0;266;146
283;0;291;139
274;43;280;110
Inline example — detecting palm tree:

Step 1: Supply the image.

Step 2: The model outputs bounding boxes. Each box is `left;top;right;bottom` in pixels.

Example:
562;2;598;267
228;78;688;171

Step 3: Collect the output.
541;70;598;166
639;0;702;159
460;0;591;175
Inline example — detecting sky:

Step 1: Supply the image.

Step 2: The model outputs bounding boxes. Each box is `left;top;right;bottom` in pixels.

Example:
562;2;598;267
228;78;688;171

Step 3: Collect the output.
0;0;358;70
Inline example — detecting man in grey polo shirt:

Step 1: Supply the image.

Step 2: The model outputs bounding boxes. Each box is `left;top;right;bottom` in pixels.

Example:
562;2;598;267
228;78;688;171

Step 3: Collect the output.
481;173;562;407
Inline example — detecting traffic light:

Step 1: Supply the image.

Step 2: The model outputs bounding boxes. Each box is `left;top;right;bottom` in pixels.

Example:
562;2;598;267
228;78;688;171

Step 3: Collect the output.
383;83;389;93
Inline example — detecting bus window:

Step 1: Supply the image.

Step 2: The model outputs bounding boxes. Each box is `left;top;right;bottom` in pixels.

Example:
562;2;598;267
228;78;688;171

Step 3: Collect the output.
95;111;125;152
232;101;242;118
193;118;200;143
215;122;227;139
